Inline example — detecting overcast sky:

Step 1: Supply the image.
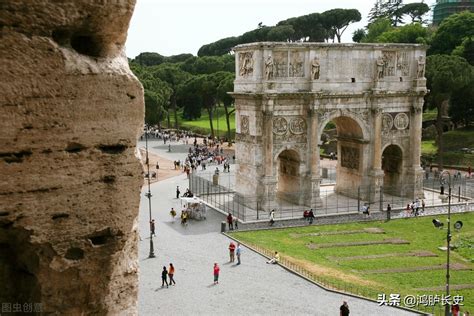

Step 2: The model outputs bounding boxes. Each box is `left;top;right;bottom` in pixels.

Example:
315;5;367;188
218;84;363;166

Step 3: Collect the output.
125;0;435;59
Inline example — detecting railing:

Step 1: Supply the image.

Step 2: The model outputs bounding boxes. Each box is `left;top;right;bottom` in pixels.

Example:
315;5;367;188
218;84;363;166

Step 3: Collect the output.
238;241;447;316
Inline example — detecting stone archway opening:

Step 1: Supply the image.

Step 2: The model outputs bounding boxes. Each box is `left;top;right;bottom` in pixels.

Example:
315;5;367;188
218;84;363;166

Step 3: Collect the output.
276;149;301;205
321;116;366;199
382;144;403;196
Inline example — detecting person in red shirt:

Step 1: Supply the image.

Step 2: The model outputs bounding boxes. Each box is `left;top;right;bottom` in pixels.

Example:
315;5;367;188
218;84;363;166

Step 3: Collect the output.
228;242;236;262
213;263;220;285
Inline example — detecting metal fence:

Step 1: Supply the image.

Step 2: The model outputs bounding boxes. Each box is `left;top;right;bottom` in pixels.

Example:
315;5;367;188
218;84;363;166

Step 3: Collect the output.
241;241;447;316
189;170;470;222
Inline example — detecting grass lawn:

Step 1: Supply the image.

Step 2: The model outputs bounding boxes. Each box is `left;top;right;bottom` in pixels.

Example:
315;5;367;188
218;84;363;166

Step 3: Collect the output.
231;213;474;314
423;108;438;122
422;127;474;167
162;106;235;137
421;140;437;155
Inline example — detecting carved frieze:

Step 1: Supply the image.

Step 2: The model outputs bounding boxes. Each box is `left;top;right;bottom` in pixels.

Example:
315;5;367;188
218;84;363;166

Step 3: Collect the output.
273;51;288;78
239;51;253;77
397;51;409;76
382;128;411;139
240;115;249;134
272;117;288;135
289;117;307;135
289;51;304;77
341;146;360;170
235;133;262;144
274;133;307;144
382;51;397;77
382;113;394;132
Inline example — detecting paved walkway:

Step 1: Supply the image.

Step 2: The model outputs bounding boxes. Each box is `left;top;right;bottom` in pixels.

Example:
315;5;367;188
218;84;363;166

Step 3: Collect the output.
137;140;415;315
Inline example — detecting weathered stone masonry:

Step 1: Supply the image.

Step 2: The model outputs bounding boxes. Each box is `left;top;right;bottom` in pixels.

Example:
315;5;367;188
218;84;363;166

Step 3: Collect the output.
232;42;427;210
0;1;143;314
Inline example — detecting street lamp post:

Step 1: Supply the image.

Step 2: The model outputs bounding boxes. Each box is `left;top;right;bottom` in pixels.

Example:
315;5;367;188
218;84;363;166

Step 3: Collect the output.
145;126;155;258
440;171;451;316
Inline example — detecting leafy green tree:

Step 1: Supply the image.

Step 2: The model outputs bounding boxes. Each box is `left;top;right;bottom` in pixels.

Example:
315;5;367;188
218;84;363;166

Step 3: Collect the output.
452;36;474;65
450;80;474;127
367;1;385;26
267;24;295;41
425;54;473;169
352;28;366;43
321;9;362;43
398;2;430;24
177;76;202;121
429;11;474;57
134;52;165;66
216;73;235;141
375;23;430;43
180;55;234;74
361;18;393;43
150;64;191;129
382;0;404;26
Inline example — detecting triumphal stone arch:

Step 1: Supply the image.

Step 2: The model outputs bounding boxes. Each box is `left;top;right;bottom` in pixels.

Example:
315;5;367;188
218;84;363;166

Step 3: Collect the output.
232;42;427;210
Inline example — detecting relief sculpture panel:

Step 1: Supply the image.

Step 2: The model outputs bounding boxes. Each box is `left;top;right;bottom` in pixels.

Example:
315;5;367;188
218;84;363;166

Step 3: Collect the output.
289;51;304;77
273;51;288;78
240;115;249;134
239;52;253;77
272;117;288;135
289;117;307;135
341;146;360;170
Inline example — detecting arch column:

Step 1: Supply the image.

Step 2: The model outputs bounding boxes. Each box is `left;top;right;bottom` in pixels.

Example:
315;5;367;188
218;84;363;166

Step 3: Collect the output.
261;99;277;211
369;107;385;204
406;99;425;199
309;109;322;208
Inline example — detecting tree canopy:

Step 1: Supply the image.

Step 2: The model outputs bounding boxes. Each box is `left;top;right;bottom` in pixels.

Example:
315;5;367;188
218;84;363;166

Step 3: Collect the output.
429;11;474;64
198;9;361;56
321;9;362;43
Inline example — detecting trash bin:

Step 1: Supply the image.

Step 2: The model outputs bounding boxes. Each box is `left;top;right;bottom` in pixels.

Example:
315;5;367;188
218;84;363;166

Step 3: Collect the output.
213;174;219;185
221;221;226;233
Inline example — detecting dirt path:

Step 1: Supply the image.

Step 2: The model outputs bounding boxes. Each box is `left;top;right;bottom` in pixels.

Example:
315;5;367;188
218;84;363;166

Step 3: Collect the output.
138;147;181;183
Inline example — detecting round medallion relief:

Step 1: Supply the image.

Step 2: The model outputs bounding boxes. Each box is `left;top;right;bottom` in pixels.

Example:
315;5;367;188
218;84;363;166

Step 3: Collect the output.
394;113;409;130
272;117;288;135
289;117;307;135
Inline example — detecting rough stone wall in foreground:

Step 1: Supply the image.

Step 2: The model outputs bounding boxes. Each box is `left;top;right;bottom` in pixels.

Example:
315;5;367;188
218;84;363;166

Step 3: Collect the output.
0;1;143;314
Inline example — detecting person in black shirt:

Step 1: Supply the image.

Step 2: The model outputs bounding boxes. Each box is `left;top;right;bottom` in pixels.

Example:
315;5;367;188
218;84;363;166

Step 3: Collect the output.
340;301;349;316
161;266;169;288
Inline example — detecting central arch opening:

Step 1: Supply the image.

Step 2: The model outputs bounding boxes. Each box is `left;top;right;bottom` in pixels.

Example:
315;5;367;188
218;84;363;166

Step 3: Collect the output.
382;144;403;196
320;116;366;199
276;149;301;204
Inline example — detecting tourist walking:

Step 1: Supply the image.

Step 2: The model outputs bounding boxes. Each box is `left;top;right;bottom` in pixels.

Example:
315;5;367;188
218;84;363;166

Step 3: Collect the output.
168;263;176;285
340;301;350;316
269;209;275;226
266;251;280;264
236;243;242;265
308;209;315;224
213;263;220;285
161;266;169;288
176;186;180;199
227;213;233;230
233;215;239;230
386;204;391;221
170;208;177;221
228;242;236;262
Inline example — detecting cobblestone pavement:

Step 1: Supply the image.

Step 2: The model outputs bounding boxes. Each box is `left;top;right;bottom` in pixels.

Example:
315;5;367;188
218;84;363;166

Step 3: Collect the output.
137;140;416;315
